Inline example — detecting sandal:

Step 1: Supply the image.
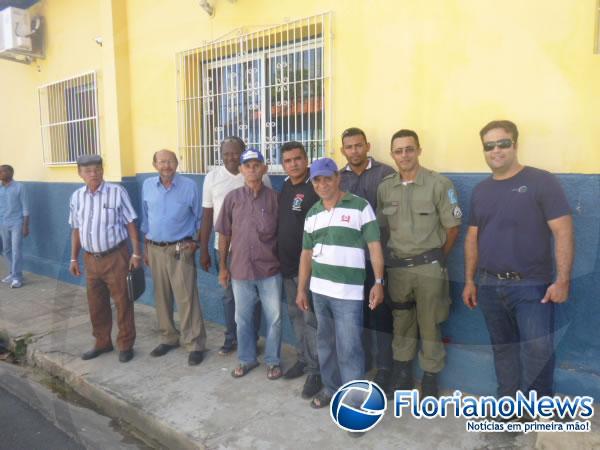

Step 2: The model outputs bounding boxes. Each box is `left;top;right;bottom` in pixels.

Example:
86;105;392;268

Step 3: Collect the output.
267;364;283;380
310;391;332;409
231;361;259;378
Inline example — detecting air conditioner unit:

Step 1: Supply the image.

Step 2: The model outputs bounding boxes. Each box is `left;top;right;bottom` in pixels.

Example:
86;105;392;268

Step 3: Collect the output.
0;7;32;53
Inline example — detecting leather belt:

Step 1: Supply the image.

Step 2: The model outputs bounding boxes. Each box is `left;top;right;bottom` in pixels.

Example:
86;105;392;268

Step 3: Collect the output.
86;241;125;258
146;236;193;247
385;248;443;269
482;269;522;281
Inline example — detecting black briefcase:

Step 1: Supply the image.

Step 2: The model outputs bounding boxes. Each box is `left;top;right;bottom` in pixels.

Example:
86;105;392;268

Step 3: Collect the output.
126;267;146;302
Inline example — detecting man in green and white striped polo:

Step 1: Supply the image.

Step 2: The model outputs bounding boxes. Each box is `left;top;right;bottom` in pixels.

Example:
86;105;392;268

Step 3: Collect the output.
296;158;385;409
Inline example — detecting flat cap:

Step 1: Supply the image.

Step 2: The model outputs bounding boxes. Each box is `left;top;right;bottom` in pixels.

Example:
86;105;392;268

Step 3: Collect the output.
77;154;103;166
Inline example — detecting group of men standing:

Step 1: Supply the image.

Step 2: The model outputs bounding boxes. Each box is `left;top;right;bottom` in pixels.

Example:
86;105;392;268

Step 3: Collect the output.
62;118;573;413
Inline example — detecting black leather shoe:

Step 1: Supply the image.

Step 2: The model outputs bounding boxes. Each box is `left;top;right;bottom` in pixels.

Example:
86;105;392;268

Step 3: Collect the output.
81;345;113;360
188;351;204;366
284;360;306;379
119;349;134;363
301;374;323;399
150;343;179;357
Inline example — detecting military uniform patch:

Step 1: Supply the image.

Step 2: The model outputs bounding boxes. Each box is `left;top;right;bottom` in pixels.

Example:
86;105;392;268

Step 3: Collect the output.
453;205;463;218
448;188;458;204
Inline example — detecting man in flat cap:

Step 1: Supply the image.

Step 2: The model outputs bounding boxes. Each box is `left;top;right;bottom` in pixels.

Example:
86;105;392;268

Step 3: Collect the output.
69;155;142;363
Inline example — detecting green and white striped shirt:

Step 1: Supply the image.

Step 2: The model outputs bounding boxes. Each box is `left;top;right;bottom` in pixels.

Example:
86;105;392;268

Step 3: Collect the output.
302;192;380;300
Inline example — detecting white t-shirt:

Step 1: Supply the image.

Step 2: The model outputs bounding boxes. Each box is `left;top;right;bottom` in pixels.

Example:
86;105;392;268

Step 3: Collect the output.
202;166;272;249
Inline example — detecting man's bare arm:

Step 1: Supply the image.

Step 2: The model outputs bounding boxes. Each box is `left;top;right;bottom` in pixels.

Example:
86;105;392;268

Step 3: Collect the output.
218;233;231;288
199;207;214;271
442;226;460;257
296;249;313;311
367;240;385;310
69;229;82;277
462;226;478;309
542;215;574;304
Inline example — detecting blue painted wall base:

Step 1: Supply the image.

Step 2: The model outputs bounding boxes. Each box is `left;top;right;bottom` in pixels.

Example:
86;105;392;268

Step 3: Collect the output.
13;172;600;400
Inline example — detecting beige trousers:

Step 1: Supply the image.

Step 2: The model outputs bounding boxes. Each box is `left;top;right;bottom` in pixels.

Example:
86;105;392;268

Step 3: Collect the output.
147;243;206;351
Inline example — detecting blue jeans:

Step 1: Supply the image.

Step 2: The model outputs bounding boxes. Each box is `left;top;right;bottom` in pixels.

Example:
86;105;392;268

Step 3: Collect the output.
478;272;555;397
214;252;261;345
232;274;282;365
312;292;364;395
0;223;23;282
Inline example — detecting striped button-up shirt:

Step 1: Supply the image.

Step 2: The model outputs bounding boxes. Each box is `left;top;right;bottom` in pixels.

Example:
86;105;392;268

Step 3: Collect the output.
69;182;137;253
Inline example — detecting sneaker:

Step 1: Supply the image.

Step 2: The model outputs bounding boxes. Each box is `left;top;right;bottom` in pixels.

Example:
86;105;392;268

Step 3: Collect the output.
1;275;12;283
10;280;22;289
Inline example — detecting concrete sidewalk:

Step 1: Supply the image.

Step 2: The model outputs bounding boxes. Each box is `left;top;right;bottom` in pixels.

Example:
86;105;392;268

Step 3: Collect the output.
0;267;598;450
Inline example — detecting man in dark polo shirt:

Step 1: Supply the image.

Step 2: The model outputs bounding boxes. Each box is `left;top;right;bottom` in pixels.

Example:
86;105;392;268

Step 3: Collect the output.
215;149;283;380
339;127;396;391
463;120;574;398
277;141;322;398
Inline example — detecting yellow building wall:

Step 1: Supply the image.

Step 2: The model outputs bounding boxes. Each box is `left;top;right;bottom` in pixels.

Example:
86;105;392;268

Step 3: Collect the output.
1;0;599;181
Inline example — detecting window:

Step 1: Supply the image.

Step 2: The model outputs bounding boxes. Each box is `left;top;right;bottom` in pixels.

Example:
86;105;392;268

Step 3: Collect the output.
176;13;331;173
38;71;100;165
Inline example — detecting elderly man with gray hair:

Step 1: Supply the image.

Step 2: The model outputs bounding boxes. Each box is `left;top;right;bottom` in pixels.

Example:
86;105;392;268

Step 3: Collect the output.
69;155;142;363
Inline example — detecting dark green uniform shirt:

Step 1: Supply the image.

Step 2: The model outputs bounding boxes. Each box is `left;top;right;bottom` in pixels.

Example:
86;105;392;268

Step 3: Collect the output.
376;167;462;258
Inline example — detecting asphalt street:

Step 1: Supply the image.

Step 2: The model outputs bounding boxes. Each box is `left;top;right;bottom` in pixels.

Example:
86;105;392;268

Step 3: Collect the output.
0;385;84;450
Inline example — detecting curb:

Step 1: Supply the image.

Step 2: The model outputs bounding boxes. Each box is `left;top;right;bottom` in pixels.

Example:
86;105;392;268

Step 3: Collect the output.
26;345;204;450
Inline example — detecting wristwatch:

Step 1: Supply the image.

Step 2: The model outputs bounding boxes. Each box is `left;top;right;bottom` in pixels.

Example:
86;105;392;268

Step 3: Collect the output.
375;278;385;286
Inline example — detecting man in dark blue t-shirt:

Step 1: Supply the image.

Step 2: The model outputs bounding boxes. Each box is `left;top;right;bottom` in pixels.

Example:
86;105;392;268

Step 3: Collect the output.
462;120;574;398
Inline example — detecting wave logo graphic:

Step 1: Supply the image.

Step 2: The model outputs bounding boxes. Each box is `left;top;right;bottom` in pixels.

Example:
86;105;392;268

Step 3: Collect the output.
330;380;387;432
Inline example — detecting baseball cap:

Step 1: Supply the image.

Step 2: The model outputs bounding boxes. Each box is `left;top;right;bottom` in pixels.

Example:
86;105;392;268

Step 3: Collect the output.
309;158;338;180
240;149;265;164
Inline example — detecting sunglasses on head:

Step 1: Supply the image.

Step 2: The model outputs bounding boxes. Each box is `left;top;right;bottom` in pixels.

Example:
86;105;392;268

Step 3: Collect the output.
483;139;514;152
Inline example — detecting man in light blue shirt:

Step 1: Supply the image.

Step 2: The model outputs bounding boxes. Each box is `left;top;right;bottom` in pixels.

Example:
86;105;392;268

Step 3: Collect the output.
0;165;29;288
141;149;207;366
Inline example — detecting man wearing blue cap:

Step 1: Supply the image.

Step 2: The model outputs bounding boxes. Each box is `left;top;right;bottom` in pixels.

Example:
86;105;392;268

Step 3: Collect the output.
215;149;283;380
296;157;385;409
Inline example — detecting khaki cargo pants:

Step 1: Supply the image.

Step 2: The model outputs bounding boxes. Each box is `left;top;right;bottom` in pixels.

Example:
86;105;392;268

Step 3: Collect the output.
386;262;450;373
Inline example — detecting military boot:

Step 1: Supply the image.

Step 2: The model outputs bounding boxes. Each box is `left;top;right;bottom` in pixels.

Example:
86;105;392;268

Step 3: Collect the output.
390;360;413;392
421;371;439;398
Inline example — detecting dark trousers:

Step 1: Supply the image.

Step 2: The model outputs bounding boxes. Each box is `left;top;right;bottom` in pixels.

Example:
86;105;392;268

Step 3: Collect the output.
83;244;136;351
478;272;555;397
363;261;393;371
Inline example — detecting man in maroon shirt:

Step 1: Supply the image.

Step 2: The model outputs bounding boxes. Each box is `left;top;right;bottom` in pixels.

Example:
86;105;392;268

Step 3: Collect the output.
215;149;283;380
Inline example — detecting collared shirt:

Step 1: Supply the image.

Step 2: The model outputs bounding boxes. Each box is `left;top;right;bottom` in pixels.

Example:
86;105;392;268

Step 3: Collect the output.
202;166;272;249
0;180;29;227
215;184;279;280
302;192;380;301
141;174;201;242
277;173;320;277
340;157;396;211
69;182;137;253
377;167;462;258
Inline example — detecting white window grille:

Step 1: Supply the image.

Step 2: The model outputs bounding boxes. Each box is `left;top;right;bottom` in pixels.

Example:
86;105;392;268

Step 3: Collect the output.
176;13;332;174
38;71;100;165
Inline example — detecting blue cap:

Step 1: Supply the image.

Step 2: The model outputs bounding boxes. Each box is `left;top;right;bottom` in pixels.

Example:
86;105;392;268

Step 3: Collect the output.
309;158;338;180
240;149;265;164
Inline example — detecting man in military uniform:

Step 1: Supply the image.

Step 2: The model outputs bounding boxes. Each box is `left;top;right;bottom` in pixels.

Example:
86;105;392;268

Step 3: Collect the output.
377;129;461;397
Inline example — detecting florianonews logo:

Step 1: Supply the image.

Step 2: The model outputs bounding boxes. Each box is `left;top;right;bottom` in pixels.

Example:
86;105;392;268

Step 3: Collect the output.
330;380;387;433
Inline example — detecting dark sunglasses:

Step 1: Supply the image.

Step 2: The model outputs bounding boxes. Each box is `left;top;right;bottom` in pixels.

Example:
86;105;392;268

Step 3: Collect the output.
483;139;514;152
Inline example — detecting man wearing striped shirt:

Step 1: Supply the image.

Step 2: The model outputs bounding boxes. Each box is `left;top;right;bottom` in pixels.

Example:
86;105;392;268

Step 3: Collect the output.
296;158;385;409
69;155;142;363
